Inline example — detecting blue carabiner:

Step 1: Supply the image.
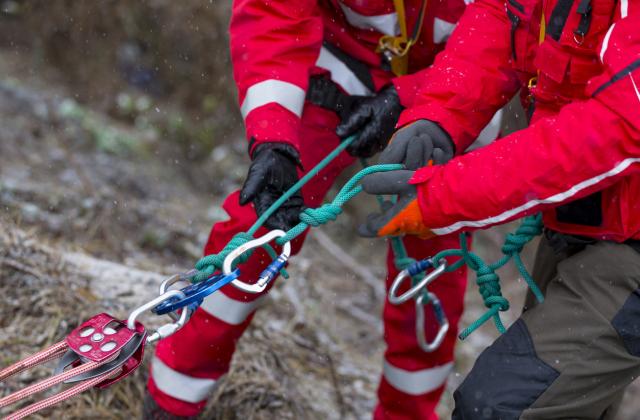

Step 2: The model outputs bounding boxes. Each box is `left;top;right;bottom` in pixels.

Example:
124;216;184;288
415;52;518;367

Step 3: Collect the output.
407;258;433;277
152;269;240;315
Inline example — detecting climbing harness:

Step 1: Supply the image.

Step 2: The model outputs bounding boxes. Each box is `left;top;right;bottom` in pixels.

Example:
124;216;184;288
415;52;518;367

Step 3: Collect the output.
1;134;544;416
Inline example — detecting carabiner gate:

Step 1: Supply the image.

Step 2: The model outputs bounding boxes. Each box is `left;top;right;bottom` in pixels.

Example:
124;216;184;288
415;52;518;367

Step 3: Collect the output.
389;258;447;305
415;292;449;353
127;289;190;344
223;230;292;294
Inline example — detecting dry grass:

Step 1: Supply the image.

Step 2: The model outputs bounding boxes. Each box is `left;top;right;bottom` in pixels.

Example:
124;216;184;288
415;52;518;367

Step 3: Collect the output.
0;222;367;419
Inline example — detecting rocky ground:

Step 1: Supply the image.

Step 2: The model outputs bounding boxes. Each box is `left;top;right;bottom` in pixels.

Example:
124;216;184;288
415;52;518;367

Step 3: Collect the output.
0;3;639;419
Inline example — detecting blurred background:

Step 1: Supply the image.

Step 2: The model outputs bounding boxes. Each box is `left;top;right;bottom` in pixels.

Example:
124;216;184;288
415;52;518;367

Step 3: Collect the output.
0;1;638;419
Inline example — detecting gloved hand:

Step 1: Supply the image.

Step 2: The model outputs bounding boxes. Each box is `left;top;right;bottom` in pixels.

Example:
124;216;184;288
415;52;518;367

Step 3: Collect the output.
336;85;402;158
379;120;454;169
239;142;304;231
358;170;433;238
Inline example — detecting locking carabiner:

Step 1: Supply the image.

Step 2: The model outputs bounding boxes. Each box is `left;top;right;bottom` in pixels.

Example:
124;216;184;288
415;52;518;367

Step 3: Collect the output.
415;292;449;353
388;258;447;305
127;289;190;344
223;230;292;294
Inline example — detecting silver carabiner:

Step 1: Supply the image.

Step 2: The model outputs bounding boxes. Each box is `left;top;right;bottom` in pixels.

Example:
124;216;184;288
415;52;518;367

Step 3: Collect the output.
223;230;292;294
388;259;447;305
415;292;449;353
159;269;198;295
158;270;198;322
127;289;190;344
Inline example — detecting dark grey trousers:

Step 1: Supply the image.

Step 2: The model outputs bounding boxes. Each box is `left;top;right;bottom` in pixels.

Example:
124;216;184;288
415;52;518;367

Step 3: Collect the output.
453;236;640;419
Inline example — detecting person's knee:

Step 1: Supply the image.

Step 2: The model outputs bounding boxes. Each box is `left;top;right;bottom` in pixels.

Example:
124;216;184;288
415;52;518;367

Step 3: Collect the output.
452;319;559;420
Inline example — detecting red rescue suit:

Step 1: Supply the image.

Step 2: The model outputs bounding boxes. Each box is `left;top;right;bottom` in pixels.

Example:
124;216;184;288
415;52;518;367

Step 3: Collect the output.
398;0;640;241
147;1;473;419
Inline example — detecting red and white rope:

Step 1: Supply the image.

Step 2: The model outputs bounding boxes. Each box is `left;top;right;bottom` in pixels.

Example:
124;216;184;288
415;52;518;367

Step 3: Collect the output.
4;369;119;420
0;357;109;409
0;341;68;382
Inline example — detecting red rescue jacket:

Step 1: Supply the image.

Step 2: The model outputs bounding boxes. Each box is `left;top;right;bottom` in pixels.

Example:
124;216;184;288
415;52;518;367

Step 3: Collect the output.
229;0;467;154
399;0;640;242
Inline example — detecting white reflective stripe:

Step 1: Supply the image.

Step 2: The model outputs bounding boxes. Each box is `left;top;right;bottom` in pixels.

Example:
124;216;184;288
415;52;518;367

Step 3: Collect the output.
620;0;628;18
240;80;305;120
151;356;216;403
433;17;457;44
339;2;399;36
466;109;503;151
200;291;267;325
431;157;640;236
316;47;373;96
631;74;640;104
383;361;453;396
600;23;616;62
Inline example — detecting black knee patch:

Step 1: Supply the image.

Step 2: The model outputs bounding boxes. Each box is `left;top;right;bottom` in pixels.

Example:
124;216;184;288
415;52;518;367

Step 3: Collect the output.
453;319;559;420
612;288;640;357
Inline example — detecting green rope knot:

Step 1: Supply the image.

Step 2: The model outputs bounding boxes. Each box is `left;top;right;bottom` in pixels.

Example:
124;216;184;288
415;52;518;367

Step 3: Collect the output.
476;266;509;311
192;232;255;283
299;204;343;227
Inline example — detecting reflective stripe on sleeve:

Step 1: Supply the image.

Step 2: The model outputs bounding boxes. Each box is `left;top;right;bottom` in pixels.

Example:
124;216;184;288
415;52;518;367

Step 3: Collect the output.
240;79;306;120
151;356;217;403
432;157;640;235
316;47;373;96
383;360;453;396
199;291;267;325
338;2;399;36
433;17;457;44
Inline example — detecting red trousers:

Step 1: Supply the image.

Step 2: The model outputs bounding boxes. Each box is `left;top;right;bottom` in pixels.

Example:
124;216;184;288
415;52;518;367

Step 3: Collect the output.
147;105;467;419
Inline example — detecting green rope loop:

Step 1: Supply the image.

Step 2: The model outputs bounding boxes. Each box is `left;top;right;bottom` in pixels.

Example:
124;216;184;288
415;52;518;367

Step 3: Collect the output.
501;214;543;256
496;214;544;303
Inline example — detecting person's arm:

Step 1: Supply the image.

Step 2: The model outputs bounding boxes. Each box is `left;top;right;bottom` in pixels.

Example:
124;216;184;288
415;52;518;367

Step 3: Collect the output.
410;16;640;235
230;0;322;154
396;0;528;151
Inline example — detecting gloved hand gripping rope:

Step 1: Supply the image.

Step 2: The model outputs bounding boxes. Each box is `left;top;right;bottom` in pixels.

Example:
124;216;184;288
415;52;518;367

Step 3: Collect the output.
0;136;401;419
0;135;544;418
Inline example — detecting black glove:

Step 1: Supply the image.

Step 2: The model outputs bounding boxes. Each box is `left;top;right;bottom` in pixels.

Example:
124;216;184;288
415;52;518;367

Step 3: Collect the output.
239;142;304;231
336;85;403;158
380;120;455;169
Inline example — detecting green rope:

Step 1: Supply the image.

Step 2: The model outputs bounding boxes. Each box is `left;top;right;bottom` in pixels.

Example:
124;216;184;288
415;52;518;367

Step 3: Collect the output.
189;132;544;343
191;135;402;282
431;214;544;339
277;164;403;244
